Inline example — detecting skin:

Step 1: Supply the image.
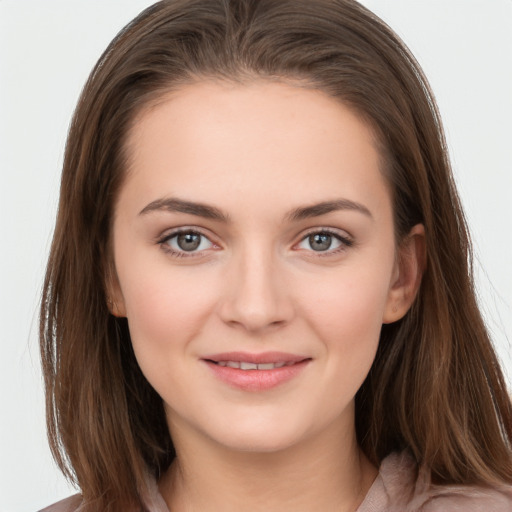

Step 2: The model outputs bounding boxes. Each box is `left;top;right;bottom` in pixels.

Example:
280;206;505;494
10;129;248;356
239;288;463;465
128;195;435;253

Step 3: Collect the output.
110;81;424;512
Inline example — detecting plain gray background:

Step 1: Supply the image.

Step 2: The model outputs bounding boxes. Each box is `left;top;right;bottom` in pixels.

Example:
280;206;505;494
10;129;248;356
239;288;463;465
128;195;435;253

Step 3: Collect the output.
1;1;511;510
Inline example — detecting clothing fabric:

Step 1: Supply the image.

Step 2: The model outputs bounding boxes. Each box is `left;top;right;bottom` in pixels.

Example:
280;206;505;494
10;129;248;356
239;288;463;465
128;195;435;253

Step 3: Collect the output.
357;452;512;511
39;452;512;512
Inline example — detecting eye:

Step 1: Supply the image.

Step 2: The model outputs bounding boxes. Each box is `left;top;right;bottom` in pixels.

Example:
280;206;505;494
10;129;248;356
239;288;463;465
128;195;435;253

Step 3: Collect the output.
296;230;353;253
160;230;214;255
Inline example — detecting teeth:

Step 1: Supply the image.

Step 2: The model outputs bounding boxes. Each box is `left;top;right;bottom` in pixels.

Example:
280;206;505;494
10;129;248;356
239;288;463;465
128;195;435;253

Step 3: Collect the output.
215;361;292;370
240;362;258;370
257;363;275;370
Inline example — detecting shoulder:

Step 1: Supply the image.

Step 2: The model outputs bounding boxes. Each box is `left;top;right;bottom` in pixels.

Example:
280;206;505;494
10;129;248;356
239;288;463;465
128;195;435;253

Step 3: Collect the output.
363;451;512;512
38;494;82;512
416;483;512;512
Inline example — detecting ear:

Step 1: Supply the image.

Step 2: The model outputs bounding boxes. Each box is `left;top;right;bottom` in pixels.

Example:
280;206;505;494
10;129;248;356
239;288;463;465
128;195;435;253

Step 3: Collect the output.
105;264;127;318
383;224;426;324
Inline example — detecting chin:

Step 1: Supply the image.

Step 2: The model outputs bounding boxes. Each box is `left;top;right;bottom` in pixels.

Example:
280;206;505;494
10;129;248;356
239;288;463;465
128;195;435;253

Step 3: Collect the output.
216;431;305;454
205;414;315;455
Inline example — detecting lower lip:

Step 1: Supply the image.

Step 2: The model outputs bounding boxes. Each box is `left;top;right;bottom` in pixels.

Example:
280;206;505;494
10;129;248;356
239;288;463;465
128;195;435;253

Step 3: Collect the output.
203;360;310;391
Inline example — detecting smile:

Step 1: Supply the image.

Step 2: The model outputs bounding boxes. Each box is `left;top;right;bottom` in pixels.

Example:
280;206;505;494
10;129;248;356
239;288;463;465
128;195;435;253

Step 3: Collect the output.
203;352;311;391
213;361;292;370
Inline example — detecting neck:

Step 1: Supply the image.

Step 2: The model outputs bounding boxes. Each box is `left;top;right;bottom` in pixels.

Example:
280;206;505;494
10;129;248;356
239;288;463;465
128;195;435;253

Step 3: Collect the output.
159;417;377;512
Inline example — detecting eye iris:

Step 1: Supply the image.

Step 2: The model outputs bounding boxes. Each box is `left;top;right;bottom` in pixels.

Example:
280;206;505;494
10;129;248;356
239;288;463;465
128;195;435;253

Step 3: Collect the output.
177;233;201;251
309;233;332;251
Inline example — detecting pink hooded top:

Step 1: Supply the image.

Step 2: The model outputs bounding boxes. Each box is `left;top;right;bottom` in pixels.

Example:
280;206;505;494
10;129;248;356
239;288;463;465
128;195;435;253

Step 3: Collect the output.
39;452;512;512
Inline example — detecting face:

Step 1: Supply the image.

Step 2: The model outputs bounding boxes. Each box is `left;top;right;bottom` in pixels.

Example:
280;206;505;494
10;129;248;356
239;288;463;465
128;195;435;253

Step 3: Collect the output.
111;81;421;454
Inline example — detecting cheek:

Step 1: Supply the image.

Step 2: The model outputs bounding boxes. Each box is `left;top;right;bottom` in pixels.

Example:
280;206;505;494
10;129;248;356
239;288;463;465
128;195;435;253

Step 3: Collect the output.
114;248;221;357
119;267;223;400
293;256;395;379
300;270;392;337
131;281;214;337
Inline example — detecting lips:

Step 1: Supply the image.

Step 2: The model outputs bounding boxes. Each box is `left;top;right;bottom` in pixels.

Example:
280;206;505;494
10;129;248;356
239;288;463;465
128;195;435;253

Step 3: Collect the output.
202;352;311;391
203;351;308;365
215;361;290;370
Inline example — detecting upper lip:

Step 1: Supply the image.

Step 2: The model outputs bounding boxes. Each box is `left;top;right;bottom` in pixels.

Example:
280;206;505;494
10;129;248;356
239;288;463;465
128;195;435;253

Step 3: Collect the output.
202;351;310;364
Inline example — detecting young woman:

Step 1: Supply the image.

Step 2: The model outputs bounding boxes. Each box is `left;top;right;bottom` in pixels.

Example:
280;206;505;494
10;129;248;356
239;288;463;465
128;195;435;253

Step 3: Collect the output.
39;0;512;510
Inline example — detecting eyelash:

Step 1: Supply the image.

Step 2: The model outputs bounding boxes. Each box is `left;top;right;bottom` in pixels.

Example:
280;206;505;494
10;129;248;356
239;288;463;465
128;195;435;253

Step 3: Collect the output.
157;227;354;258
157;229;216;258
296;228;354;256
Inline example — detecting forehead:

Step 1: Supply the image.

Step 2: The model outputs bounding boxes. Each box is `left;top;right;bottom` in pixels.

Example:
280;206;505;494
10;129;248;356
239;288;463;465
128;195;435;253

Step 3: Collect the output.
120;80;390;220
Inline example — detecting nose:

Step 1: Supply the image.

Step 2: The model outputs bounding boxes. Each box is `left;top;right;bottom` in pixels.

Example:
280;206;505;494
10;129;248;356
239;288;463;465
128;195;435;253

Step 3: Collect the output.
218;244;294;333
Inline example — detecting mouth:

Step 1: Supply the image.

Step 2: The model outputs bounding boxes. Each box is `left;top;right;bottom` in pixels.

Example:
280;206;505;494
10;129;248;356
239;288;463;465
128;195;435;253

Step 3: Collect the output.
207;360;298;370
203;351;310;368
202;352;311;391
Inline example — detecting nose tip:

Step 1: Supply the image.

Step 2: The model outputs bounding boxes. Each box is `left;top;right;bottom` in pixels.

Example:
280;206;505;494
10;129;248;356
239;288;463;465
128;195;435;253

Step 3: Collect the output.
223;303;288;333
218;254;294;333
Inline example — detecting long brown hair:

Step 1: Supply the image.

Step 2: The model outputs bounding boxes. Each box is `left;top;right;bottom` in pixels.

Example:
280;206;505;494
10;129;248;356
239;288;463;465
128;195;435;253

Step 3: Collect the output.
40;0;512;509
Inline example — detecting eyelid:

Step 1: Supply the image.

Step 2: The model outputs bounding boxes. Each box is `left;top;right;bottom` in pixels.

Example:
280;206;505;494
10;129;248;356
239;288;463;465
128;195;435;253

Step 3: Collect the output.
157;227;219;257
293;227;354;254
155;225;354;258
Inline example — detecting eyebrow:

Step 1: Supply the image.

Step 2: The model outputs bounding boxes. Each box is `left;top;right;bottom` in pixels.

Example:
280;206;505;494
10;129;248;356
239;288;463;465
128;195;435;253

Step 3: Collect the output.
285;199;373;221
139;197;372;222
139;197;230;222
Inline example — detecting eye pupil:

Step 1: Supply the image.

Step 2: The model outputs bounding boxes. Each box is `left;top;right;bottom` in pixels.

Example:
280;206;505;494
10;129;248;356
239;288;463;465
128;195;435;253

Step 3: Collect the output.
309;233;332;251
177;233;201;251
